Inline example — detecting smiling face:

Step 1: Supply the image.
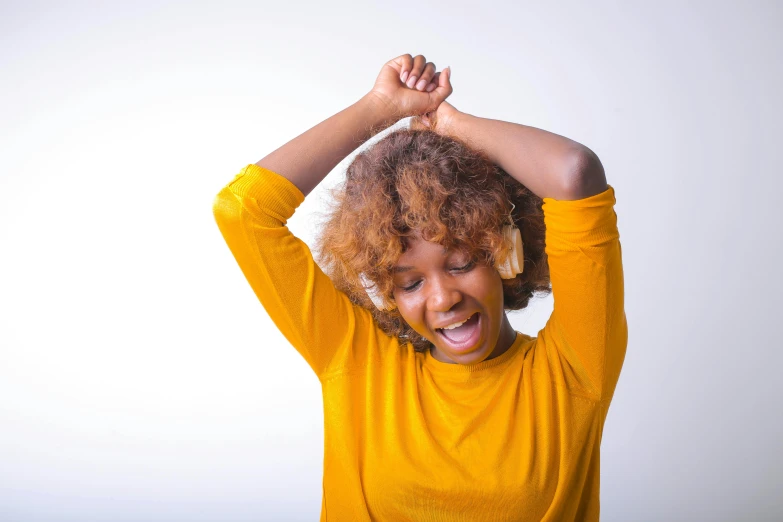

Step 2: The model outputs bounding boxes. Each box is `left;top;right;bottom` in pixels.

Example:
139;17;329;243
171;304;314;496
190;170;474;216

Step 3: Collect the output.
391;233;518;365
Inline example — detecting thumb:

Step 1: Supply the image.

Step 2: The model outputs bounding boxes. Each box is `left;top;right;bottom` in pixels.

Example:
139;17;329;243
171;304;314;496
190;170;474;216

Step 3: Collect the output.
429;66;453;105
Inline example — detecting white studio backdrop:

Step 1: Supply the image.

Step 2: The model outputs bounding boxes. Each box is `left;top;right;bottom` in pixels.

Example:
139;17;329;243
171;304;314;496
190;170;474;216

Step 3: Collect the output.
1;1;781;521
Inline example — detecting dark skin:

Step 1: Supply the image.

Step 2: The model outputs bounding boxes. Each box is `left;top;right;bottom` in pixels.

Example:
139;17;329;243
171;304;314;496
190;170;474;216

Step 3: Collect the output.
392;234;518;364
256;53;607;364
408;97;607;202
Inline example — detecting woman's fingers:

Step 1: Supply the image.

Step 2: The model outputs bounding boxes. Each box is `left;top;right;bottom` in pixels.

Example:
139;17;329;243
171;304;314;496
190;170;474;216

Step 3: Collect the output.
397;54;414;83
405;55;428;88
385;54;452;117
396;54;441;92
414;62;437;91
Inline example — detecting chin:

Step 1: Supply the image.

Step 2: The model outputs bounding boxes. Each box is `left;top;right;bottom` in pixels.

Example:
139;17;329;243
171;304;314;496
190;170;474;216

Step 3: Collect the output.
435;339;489;364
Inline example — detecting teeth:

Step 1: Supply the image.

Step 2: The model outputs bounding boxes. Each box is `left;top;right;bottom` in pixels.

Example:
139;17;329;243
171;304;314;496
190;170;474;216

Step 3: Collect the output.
441;314;473;330
443;319;467;330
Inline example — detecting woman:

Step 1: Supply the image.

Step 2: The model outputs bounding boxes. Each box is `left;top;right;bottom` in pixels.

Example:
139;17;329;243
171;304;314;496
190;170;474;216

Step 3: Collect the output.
213;53;627;521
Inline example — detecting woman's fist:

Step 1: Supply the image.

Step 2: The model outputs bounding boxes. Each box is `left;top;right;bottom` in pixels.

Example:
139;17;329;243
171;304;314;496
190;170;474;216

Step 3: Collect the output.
368;54;453;119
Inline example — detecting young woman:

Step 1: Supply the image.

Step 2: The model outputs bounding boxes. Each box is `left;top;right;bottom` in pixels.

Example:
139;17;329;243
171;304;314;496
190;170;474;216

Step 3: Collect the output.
213;53;627;521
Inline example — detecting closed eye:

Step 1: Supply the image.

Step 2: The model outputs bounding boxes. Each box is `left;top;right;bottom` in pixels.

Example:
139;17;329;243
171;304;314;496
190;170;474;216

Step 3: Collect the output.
457;261;475;271
399;261;475;292
401;281;421;292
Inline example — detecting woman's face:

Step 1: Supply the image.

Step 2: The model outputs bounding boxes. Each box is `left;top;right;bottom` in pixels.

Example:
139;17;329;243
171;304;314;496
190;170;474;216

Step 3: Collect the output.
391;234;517;364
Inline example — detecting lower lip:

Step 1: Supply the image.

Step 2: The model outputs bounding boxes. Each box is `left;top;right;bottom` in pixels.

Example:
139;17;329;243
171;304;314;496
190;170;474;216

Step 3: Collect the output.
436;312;482;353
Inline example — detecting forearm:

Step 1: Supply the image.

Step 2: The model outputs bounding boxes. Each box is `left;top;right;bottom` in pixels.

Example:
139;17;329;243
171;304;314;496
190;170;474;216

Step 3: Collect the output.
255;93;397;197
447;112;602;200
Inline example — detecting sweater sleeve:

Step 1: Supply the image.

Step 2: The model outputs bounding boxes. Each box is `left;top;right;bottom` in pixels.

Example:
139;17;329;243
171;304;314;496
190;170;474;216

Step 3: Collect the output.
212;164;380;379
537;184;628;402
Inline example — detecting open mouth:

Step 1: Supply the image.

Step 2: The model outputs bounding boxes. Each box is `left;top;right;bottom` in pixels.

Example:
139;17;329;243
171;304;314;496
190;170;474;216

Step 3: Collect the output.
435;312;482;353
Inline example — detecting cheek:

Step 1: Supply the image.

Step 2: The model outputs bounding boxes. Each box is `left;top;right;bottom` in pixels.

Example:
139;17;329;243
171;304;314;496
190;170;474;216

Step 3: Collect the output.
471;272;506;318
471;267;503;299
394;295;428;332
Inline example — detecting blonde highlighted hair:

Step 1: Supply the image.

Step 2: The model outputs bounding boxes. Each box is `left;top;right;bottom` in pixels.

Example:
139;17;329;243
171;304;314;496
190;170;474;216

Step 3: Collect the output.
315;129;551;352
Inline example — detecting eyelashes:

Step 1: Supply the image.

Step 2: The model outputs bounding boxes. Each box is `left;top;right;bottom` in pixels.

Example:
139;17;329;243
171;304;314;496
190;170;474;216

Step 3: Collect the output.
399;261;476;292
454;261;475;272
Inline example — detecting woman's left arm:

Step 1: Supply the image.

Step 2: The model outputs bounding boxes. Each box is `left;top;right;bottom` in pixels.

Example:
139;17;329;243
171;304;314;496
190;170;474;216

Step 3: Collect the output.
414;101;607;200
414;101;626;402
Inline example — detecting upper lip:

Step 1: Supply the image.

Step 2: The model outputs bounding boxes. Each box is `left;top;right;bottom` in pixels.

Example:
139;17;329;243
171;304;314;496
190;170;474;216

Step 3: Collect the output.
433;312;479;330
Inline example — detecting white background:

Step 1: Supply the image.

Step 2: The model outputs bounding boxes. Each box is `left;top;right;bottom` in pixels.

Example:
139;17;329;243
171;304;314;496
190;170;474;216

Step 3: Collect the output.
2;1;781;520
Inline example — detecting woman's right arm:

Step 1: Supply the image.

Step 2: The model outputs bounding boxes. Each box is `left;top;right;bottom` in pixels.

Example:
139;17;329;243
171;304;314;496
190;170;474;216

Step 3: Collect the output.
213;54;453;379
255;94;397;197
257;54;452;197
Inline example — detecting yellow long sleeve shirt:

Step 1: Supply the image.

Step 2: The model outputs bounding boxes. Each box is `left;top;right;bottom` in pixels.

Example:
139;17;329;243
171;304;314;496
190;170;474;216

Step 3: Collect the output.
213;164;628;521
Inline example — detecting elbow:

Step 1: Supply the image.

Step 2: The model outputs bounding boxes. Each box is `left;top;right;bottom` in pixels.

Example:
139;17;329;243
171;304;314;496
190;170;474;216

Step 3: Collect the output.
212;186;240;228
560;147;609;200
212;189;228;222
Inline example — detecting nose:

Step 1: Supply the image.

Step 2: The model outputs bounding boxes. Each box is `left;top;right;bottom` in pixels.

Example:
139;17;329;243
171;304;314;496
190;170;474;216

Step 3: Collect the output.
426;273;463;312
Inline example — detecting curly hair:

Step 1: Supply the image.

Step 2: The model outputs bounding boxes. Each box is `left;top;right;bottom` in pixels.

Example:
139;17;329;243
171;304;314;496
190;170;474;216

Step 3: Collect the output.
314;128;551;353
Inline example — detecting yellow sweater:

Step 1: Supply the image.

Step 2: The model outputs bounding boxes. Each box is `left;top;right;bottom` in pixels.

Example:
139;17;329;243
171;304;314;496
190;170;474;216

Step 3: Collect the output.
213;164;628;521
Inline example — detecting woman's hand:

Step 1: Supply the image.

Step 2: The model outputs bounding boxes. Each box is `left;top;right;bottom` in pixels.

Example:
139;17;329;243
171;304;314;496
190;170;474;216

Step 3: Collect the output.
410;100;462;137
368;54;453;120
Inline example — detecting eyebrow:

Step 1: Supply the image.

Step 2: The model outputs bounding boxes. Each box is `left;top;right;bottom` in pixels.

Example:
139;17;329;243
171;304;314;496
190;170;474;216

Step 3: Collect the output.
392;246;451;273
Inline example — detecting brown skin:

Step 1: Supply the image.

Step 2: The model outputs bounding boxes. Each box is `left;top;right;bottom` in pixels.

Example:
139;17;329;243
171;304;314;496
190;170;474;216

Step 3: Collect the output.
412;99;608;201
392;234;518;364
256;53;606;365
256;54;453;197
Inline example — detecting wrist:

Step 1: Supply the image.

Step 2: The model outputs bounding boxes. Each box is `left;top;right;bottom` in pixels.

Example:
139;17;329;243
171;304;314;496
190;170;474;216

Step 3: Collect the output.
360;92;403;126
441;110;471;140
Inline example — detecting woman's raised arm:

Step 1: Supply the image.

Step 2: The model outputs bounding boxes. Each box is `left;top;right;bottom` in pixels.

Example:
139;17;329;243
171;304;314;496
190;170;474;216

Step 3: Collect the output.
412;100;607;200
257;54;453;197
413;97;625;401
212;54;453;378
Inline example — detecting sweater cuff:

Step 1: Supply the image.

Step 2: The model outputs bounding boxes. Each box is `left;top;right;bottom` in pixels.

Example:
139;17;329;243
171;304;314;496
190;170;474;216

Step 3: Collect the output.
228;164;306;220
542;185;619;248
